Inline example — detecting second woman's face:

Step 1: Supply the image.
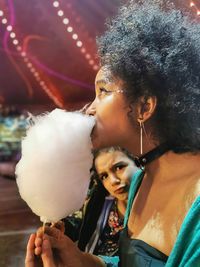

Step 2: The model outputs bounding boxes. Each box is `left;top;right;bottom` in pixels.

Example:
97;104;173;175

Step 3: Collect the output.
86;67;137;150
95;151;137;201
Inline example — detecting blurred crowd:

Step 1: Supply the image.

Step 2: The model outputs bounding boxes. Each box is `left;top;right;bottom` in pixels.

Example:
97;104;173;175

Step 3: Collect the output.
0;104;27;178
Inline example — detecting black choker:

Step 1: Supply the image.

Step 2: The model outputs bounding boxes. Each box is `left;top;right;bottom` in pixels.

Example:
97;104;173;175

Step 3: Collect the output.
134;143;170;168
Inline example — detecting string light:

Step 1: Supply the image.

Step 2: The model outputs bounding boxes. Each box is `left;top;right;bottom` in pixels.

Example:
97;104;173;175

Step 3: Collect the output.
63;18;69;24
189;1;200;16
67;26;73;32
85;53;91;59
72;33;78;40
0;11;63;107
16;46;22;51
2;18;7;24
53;1;59;8
76;40;82;47
34;72;39;77
89;60;94;65
13;39;19;45
57;10;64;16
93;65;99;71
6;25;12;31
81;48;86;54
21;51;26;57
10;32;16;38
52;0;98;70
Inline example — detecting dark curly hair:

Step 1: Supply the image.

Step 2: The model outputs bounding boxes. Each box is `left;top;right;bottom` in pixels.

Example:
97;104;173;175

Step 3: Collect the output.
97;0;200;153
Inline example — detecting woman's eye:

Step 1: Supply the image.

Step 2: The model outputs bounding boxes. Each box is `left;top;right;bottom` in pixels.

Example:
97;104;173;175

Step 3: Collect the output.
100;174;108;181
99;87;111;95
115;165;125;171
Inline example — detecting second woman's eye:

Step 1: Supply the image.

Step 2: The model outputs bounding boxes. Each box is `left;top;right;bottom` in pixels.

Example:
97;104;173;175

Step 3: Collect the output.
115;165;126;171
99;173;108;181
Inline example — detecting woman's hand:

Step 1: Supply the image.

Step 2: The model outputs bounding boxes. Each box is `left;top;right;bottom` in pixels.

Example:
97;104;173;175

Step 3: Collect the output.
34;226;85;267
25;233;56;267
26;225;105;267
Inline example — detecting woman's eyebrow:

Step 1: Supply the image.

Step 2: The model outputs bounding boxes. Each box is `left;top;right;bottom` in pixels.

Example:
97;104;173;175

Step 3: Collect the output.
95;77;113;85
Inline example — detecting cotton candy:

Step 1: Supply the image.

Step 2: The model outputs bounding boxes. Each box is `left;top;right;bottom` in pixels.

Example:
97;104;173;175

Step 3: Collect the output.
15;109;95;223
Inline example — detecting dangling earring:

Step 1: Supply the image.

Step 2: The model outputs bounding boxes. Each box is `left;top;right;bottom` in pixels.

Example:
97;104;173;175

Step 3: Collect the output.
138;119;144;155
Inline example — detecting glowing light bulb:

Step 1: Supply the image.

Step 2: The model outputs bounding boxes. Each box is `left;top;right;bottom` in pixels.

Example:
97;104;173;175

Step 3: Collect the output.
76;41;82;47
53;1;59;7
67;26;73;32
30;68;35;73
72;34;78;40
23;57;29;62
13;39;19;45
190;2;195;7
0;10;3;16
93;65;99;71
21;52;26;57
27;63;32;68
197;10;200;15
81;48;86;53
89;60;94;65
58;10;64;16
16;46;22;51
63;18;69;24
10;32;16;38
85;53;91;59
7;25;12;31
34;72;39;77
2;18;7;24
40;81;45;86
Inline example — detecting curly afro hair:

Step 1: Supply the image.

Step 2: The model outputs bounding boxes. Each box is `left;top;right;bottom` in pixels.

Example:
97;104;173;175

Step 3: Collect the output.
97;0;200;153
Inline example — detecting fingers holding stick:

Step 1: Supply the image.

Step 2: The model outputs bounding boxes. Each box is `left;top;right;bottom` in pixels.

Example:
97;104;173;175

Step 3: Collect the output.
50;221;65;233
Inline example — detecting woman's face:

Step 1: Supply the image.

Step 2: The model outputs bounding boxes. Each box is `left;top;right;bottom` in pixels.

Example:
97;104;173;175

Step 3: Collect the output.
86;67;138;150
95;150;137;201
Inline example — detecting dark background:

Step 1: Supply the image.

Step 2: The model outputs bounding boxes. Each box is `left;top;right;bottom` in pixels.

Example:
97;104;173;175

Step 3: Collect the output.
0;0;197;111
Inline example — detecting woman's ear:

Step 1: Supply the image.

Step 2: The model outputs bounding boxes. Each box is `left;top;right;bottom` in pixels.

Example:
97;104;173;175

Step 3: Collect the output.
137;96;157;122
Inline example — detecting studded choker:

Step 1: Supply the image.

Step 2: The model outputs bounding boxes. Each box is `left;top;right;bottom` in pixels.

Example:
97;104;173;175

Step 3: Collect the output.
134;143;171;169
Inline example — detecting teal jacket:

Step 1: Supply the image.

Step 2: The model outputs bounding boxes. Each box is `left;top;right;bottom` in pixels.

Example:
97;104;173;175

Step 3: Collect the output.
100;170;200;267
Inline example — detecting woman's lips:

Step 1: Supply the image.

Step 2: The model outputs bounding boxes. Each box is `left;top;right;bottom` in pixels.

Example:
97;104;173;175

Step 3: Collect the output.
90;125;97;144
114;185;127;194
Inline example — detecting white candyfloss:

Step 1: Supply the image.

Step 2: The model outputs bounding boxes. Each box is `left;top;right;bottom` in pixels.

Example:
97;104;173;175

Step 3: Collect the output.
15;109;95;223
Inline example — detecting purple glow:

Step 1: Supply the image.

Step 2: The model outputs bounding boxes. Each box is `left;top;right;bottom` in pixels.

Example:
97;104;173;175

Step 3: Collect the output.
30;56;94;90
0;46;94;90
2;0;94;92
2;0;33;98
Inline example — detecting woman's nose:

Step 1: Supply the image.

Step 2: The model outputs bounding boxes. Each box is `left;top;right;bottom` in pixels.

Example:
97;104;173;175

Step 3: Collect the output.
85;101;96;116
110;174;121;185
79;102;92;114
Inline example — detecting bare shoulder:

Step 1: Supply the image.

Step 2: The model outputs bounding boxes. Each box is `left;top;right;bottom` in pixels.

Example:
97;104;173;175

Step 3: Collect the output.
184;176;200;210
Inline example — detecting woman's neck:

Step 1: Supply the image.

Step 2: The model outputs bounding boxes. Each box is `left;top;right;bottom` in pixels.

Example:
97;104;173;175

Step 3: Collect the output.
145;151;200;182
125;135;157;158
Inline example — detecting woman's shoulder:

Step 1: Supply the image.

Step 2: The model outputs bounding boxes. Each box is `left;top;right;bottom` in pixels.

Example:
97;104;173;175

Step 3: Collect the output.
184;176;200;210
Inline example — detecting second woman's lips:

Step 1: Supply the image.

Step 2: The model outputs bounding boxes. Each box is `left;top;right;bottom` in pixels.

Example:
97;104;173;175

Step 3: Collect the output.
114;185;126;194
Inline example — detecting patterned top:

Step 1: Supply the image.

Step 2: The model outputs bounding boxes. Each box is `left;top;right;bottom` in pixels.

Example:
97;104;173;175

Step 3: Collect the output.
93;200;124;256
